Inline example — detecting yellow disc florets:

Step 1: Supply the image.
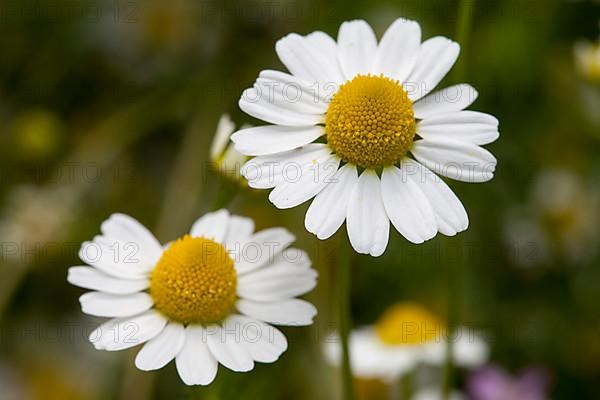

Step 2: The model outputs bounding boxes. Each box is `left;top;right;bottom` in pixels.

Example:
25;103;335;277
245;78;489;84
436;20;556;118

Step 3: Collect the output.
325;74;416;169
375;302;444;346
150;235;237;325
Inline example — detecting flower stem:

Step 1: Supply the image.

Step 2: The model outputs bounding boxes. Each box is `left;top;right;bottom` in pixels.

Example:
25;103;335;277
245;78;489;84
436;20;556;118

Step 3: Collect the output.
443;2;476;398
337;235;355;400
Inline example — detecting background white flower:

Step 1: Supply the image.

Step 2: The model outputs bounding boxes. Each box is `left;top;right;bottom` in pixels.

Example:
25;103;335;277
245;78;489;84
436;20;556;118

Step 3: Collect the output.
324;302;489;382
68;210;317;385
232;18;499;256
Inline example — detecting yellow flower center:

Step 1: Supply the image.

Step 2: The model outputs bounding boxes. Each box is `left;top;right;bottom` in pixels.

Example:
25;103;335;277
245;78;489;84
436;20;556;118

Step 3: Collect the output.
375;302;444;346
149;235;237;325
325;74;416;169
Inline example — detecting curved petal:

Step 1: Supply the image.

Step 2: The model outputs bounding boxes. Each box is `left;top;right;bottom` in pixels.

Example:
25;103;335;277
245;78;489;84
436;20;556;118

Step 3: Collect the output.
232;125;323;156
416;111;500;145
239;87;324;127
100;214;162;262
237;260;317;301
402;159;468;236
346;170;390;257
234;228;295;275
88;310;167;351
79;292;153;318
373;18;421;83
236;299;317;326
189;209;229;242
175;326;218;386
225;315;288;363
256;70;327;113
241;144;331;189
404;37;460;101
337;19;378;79
411;138;497;182
68;266;148;295
268;155;341;209
135;322;185;371
276;32;344;84
224;215;255;251
413;84;478;119
206;325;254;372
381;166;437;244
210;114;236;160
305;163;358;240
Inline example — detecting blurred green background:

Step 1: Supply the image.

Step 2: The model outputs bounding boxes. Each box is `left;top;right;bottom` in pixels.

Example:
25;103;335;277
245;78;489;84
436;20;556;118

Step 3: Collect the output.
1;0;599;399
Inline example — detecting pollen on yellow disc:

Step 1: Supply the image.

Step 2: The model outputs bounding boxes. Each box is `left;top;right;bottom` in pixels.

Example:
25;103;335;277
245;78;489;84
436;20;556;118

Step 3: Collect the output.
325;74;416;169
150;235;237;325
375;302;444;346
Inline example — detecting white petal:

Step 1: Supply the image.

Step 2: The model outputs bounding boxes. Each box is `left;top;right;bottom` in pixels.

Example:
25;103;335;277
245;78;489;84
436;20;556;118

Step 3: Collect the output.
337;20;377;78
405;37;460;101
346;170;390;257
413;84;478;119
233;228;295;275
175;326;218;386
224;215;255;251
402;159;468;236
238;260;317;301
100;213;163;262
268;155;341;209
305;164;358;240
381;166;437;244
373;18;421;82
411;139;497;182
79;292;153;318
68;266;148;295
210;114;236;160
135;323;185;371
206;325;254;372
241;144;331;189
224;315;288;363
232;125;323;156
256;70;327;113
276;32;344;84
416;111;500;145
89;310;167;351
239;87;323;127
237;299;317;326
190;209;229;242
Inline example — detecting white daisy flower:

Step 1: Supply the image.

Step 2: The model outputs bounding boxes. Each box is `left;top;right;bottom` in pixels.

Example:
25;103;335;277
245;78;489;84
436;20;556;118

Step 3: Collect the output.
324;302;488;381
232;18;499;256
67;210;317;385
210;114;250;183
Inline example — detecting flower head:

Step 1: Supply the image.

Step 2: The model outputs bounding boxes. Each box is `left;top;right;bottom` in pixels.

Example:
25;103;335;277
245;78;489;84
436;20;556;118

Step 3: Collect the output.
232;18;499;256
324;302;488;381
68;210;317;385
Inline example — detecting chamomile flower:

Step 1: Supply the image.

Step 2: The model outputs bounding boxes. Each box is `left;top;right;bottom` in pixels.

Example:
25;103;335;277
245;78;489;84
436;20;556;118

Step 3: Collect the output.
232;18;499;256
324;302;488;381
68;210;317;385
210;114;250;183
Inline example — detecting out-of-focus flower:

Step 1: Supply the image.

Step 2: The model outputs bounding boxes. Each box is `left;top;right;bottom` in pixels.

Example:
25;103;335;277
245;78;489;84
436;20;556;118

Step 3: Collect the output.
413;387;465;400
68;210;317;385
504;169;600;266
467;365;550;400
10;109;63;160
575;22;600;82
0;184;80;264
233;17;499;256
210;114;250;184
324;302;488;381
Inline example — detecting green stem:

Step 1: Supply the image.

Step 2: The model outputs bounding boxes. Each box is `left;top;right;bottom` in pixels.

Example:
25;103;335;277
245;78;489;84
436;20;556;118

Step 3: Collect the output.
399;370;414;400
337;236;355;400
443;2;475;397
